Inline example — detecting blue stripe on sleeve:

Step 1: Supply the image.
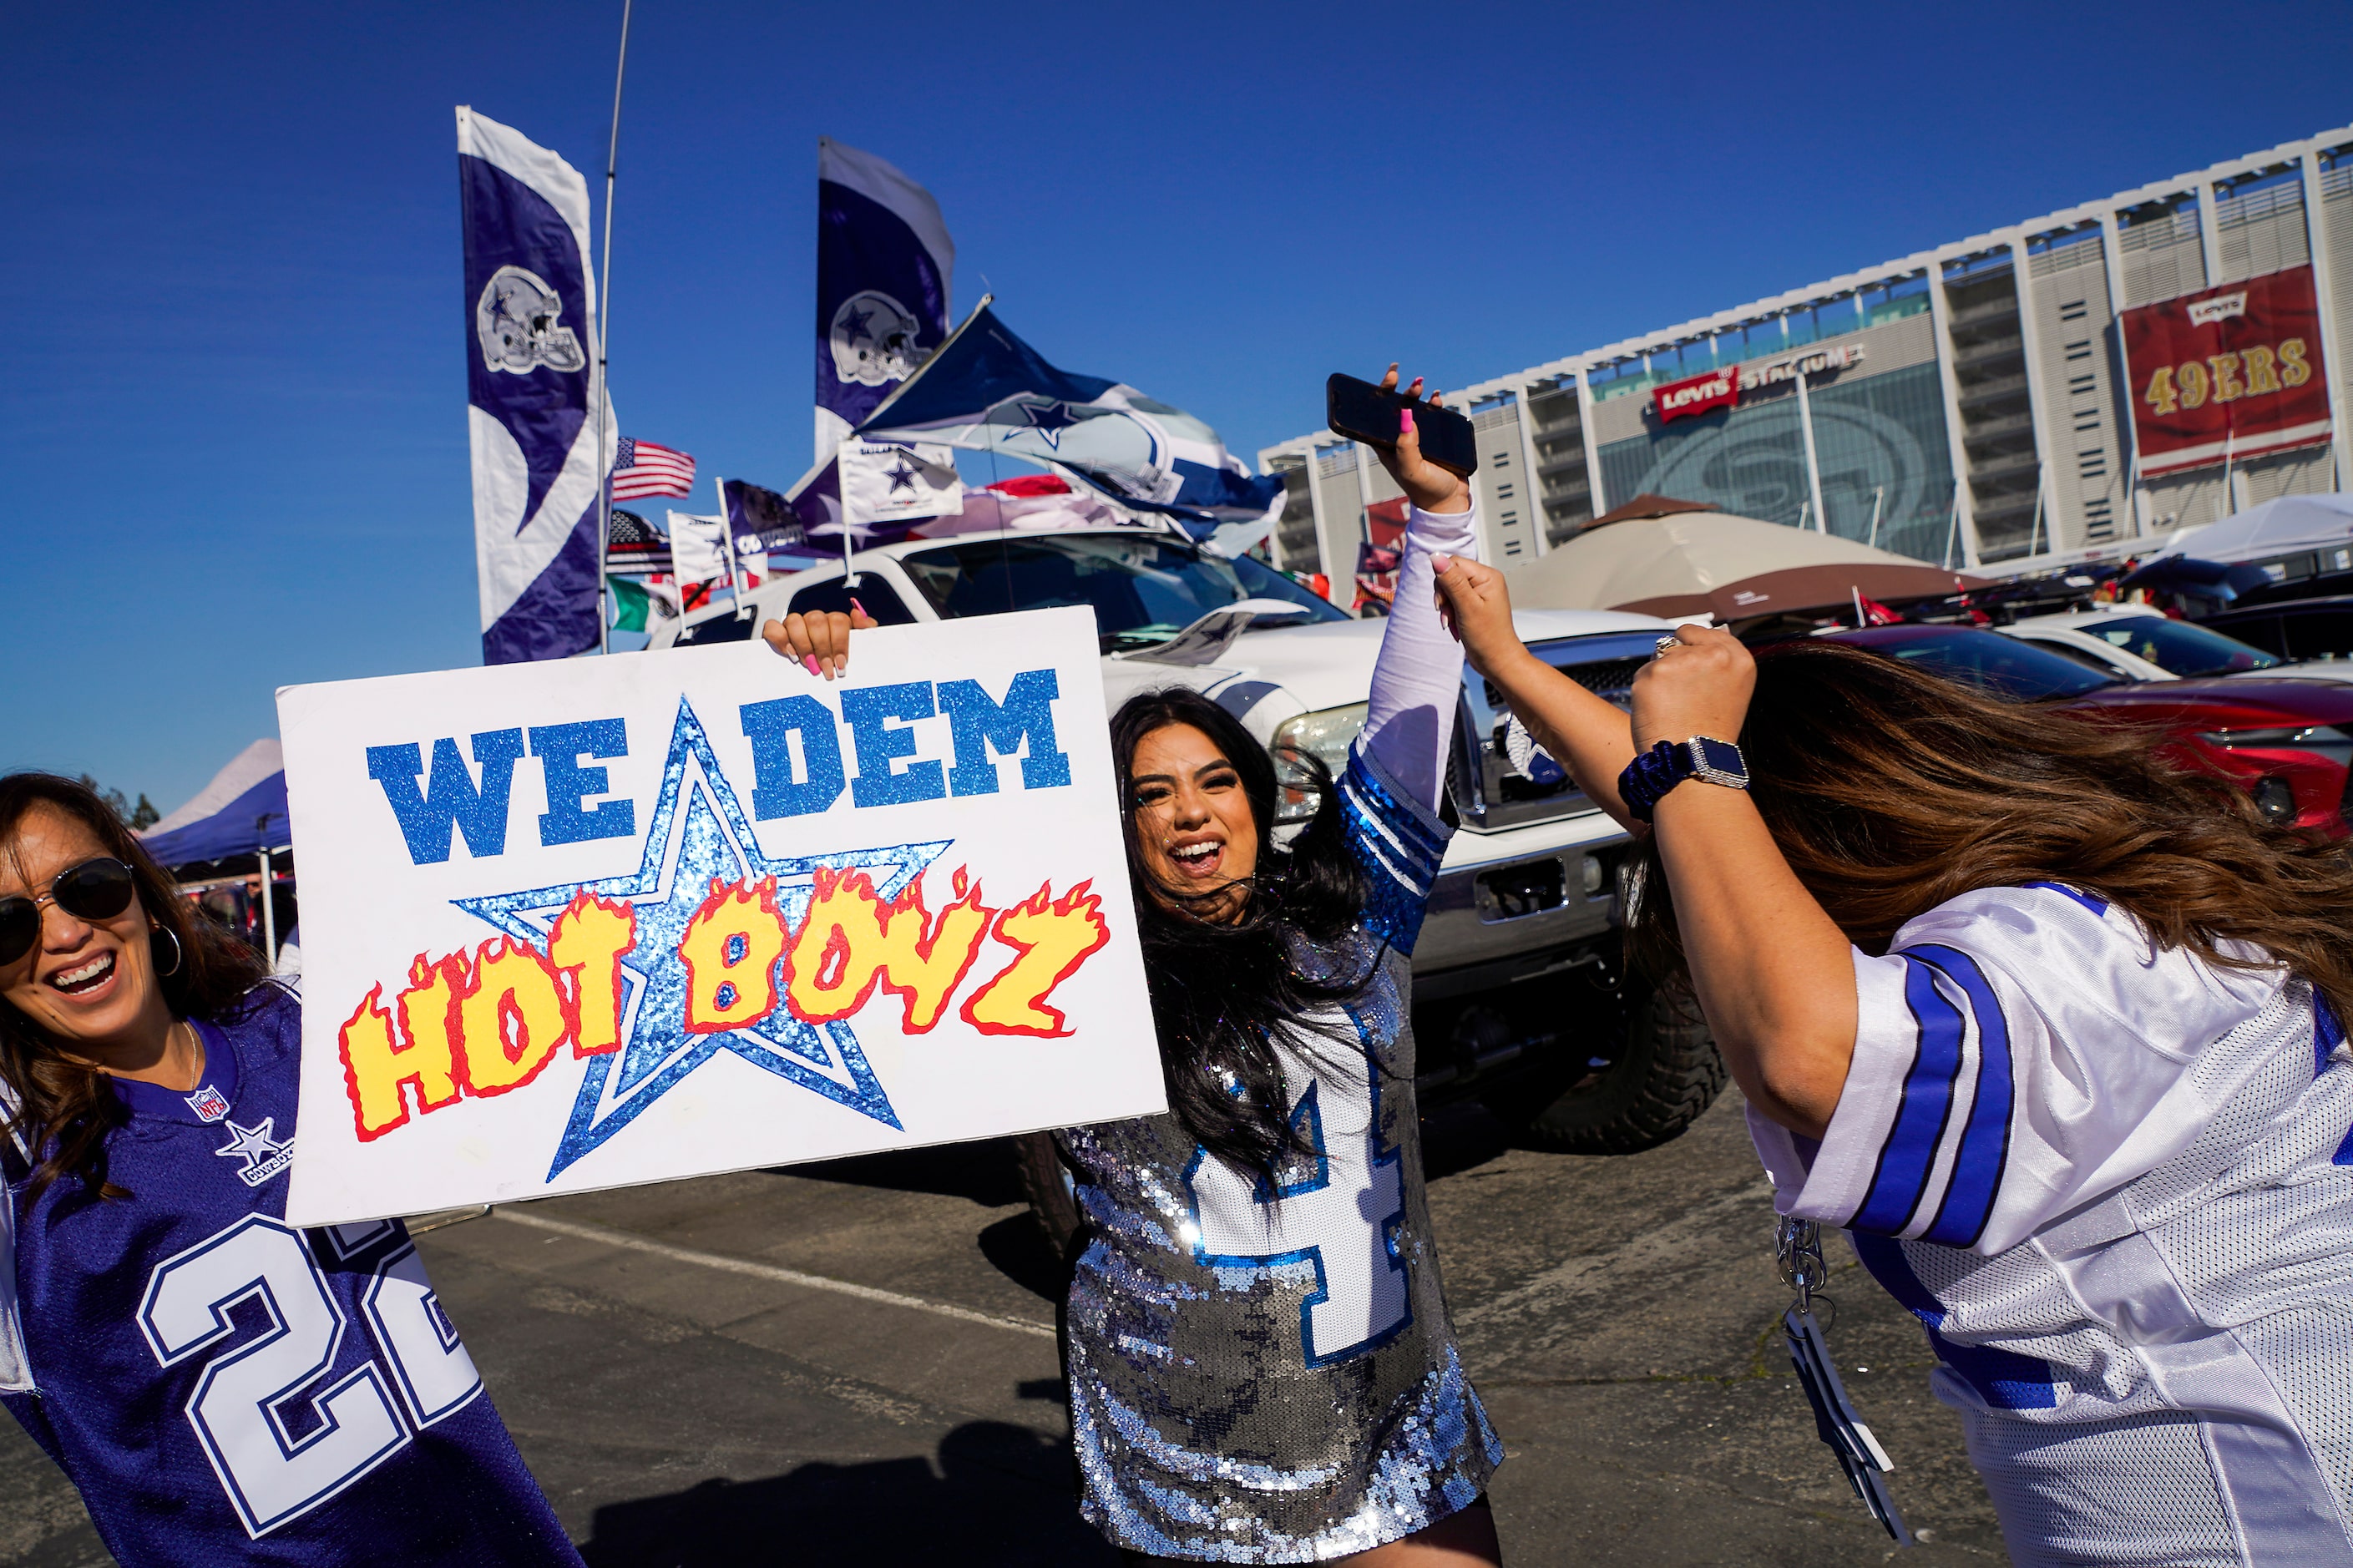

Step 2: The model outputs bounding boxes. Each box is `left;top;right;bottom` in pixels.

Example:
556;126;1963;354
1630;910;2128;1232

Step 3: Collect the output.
1851;1235;2058;1409
1336;751;1446;954
2315;990;2345;1080
1909;944;2015;1248
1850;959;1967;1237
2022;880;2108;917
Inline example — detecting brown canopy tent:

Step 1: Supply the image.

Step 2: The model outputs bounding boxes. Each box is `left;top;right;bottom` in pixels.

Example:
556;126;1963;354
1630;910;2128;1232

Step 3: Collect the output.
1506;495;1985;622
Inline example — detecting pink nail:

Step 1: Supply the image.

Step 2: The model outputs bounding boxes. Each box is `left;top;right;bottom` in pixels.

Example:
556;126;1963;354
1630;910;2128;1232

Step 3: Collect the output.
850;597;868;619
803;655;822;676
1399;407;1415;434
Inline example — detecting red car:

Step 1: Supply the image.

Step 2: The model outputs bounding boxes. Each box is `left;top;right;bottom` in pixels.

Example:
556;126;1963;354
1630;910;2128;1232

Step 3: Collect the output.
1815;625;2353;837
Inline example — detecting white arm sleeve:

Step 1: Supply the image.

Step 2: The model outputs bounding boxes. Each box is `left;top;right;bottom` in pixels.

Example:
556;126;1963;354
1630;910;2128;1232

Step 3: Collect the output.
1356;498;1480;812
1748;883;2289;1256
0;1077;27;1393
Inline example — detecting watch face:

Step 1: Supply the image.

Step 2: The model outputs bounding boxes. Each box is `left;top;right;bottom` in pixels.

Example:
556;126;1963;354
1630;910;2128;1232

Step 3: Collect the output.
1693;736;1747;778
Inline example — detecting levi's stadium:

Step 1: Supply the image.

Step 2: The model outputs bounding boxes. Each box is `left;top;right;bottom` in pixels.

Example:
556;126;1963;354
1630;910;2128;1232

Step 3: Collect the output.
1257;124;2353;583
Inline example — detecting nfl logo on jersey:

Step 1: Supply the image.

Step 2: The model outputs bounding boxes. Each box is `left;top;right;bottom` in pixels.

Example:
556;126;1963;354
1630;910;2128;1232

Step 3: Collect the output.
185;1085;230;1122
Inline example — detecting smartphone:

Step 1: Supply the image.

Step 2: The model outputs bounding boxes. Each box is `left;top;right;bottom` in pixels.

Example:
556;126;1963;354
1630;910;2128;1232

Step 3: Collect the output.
1325;372;1479;478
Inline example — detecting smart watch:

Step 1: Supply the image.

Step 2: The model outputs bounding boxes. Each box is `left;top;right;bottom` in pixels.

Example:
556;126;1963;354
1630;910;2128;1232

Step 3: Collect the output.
1617;736;1749;822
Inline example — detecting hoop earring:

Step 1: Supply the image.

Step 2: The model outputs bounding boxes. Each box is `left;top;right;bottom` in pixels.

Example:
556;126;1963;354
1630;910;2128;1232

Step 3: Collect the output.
151;924;185;979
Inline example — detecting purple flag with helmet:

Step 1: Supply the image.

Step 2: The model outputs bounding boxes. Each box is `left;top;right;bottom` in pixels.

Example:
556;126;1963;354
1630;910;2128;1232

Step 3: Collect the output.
459;106;615;665
815;138;954;463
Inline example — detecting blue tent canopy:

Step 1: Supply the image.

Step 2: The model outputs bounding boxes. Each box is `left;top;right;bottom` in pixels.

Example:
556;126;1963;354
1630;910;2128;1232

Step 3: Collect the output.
139;740;289;873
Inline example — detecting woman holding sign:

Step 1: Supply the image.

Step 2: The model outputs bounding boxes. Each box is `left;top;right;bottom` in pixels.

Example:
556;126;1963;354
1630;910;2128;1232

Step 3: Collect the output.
0;775;583;1565
1421;554;2353;1561
772;368;1505;1564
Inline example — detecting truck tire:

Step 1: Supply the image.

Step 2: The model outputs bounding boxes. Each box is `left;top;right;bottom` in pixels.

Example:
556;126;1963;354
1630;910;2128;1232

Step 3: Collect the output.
1512;982;1724;1155
1011;1130;1083;1257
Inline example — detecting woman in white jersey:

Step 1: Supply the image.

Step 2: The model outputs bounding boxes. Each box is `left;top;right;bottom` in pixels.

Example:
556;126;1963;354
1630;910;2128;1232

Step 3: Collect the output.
773;369;1504;1565
1427;562;2353;1567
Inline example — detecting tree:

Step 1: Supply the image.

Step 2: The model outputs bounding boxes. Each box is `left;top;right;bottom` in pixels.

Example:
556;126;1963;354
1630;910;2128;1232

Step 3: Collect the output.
77;775;149;828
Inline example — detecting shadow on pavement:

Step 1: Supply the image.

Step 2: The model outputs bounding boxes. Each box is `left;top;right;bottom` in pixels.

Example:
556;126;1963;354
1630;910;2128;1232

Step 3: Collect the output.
578;1420;1116;1567
778;1137;1023;1206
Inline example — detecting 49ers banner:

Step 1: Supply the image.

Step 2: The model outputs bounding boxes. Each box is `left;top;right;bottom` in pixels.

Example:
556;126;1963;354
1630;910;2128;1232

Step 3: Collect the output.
2120;264;2331;477
276;608;1161;1226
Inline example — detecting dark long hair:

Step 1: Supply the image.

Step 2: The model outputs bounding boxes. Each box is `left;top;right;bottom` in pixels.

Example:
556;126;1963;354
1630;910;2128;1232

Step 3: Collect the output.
0;773;272;1197
1625;640;2353;1027
1111;690;1373;1181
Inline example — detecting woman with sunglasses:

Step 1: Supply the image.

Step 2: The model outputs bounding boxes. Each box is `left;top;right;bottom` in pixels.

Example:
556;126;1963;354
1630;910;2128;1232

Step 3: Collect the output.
772;369;1505;1565
0;773;583;1565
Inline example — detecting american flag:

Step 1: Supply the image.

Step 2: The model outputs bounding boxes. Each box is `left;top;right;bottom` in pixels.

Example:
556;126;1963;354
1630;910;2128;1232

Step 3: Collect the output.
610;437;697;501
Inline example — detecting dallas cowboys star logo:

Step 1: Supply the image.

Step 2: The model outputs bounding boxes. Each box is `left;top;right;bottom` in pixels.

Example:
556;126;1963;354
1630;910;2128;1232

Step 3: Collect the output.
839;302;873;344
1009;398;1080;449
883;458;919;494
215;1117;293;1188
455;699;947;1182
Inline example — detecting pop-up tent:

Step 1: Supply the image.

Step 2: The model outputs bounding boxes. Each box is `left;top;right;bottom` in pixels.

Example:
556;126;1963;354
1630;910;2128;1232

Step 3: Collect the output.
1506;494;1984;622
139;739;287;873
2152;493;2353;565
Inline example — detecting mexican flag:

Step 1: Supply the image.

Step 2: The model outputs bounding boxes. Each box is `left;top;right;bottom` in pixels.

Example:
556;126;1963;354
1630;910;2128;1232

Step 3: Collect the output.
609;575;680;631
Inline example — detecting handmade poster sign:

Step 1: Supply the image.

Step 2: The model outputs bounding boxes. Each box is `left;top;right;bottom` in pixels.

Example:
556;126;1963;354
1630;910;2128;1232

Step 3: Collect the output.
277;606;1161;1227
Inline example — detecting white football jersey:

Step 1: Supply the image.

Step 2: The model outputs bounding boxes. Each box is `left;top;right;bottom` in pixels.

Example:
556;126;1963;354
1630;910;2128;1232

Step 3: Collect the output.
1750;883;2353;1566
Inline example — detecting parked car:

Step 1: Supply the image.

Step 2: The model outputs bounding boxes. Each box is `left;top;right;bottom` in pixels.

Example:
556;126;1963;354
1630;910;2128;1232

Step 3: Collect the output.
2197;594;2353;666
1819;625;2353;834
2003;605;2353;688
652;525;1725;1247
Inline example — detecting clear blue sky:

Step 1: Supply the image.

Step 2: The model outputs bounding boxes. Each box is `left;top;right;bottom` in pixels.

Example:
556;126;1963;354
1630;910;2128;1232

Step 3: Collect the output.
5;1;2348;815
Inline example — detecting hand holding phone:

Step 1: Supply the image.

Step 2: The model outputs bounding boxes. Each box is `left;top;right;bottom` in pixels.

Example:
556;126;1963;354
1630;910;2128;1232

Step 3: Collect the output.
1326;369;1478;511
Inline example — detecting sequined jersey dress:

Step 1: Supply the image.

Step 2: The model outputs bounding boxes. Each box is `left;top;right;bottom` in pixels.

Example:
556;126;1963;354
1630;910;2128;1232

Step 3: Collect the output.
1056;500;1503;1562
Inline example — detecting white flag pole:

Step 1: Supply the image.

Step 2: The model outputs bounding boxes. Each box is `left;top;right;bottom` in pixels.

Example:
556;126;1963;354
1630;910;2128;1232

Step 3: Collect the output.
714;473;746;617
594;0;634;655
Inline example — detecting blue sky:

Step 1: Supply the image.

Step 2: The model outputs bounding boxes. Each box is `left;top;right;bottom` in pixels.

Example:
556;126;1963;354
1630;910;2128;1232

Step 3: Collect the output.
5;1;2348;815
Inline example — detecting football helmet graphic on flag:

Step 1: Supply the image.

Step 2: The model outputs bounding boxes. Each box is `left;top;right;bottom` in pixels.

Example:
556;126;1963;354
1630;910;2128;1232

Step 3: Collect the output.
476;265;586;376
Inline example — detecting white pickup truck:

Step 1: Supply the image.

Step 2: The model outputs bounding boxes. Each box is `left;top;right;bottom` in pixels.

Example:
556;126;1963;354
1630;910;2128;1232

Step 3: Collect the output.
649;524;1722;1242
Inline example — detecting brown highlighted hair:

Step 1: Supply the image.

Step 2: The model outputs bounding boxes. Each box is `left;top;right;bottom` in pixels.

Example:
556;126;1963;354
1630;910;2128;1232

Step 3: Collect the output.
1626;640;2353;1025
0;773;272;1197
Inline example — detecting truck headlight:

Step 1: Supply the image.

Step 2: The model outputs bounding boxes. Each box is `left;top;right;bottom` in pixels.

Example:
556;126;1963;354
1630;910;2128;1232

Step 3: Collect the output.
1271;703;1366;821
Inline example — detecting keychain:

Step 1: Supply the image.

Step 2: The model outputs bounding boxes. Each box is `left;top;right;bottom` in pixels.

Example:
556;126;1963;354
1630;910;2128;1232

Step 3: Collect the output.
1777;1216;1912;1545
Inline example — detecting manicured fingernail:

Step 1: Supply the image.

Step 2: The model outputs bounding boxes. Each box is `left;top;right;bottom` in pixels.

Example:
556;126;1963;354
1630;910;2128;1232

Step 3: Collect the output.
803;655;821;675
1399;407;1414;434
1432;553;1453;572
850;597;868;619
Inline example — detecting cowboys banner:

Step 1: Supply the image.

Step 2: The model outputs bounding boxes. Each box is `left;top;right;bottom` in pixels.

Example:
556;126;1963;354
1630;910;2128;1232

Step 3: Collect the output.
276;609;1161;1226
460;106;615;665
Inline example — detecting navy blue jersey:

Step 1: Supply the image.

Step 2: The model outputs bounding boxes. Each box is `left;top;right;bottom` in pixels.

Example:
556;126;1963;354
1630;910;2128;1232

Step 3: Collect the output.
3;984;581;1566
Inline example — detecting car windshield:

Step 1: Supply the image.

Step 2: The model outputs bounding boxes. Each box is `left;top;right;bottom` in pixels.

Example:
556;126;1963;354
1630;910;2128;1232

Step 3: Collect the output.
898;533;1348;651
2088;617;2280;676
1878;628;2121;701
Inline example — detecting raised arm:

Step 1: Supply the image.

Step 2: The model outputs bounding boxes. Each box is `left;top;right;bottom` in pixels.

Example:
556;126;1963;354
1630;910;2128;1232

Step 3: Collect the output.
1354;371;1477;812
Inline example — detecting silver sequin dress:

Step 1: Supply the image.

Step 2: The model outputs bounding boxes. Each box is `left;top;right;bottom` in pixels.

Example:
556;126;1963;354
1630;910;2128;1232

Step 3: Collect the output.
1058;740;1504;1561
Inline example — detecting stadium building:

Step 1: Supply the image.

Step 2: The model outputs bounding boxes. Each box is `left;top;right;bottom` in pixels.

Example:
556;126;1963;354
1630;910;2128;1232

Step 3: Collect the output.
1258;124;2353;583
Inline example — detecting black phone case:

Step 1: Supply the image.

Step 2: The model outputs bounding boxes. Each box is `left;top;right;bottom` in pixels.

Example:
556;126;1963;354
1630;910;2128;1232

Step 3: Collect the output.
1324;373;1479;478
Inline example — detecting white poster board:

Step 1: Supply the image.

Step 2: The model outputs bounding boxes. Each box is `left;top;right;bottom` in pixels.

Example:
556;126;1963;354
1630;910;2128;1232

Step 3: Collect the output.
278;607;1162;1227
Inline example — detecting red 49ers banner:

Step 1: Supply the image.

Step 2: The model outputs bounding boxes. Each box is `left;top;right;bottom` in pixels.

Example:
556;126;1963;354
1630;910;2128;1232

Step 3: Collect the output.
2120;264;2332;477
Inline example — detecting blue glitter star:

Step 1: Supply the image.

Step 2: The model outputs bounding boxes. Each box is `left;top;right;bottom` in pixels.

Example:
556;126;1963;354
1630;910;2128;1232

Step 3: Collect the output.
455;698;947;1182
1010;399;1079;449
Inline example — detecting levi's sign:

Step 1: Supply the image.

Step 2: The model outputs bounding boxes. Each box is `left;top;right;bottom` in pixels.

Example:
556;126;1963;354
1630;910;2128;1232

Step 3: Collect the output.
276;607;1163;1226
1651;343;1866;423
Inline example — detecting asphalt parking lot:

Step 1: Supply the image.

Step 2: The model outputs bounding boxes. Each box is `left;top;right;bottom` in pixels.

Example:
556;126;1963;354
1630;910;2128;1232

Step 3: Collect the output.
1;1088;2007;1565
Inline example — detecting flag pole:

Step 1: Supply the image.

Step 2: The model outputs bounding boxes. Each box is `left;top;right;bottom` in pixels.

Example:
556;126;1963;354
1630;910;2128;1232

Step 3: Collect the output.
594;0;634;655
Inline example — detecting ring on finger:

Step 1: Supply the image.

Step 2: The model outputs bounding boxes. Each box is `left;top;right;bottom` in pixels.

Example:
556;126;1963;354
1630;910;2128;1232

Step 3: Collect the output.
1652;636;1681;657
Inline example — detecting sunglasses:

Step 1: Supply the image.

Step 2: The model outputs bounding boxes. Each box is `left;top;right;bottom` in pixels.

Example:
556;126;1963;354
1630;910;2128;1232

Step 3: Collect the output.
0;857;139;968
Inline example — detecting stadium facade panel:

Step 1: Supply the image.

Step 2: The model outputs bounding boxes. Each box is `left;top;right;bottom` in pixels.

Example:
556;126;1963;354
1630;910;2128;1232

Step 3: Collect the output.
1259;126;2353;584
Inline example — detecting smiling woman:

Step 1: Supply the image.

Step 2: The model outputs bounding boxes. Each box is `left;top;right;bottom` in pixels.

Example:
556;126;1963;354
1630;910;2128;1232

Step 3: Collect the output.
0;772;586;1565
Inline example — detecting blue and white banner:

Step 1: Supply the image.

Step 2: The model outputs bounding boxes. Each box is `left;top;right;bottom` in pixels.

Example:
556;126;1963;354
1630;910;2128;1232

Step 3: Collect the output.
460;106;616;665
854;302;1283;544
816;139;954;463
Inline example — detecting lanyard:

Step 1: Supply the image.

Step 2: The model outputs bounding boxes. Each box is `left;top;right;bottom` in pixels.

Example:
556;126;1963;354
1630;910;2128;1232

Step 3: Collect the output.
1777;1216;1912;1545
